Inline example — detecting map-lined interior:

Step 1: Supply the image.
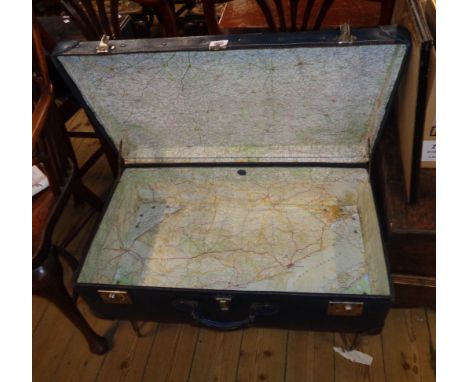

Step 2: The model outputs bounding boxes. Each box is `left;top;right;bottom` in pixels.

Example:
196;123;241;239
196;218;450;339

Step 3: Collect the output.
79;167;389;295
59;44;405;164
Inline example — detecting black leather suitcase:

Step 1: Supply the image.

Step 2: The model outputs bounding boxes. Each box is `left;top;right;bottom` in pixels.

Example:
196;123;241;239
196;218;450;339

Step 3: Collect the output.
53;26;410;334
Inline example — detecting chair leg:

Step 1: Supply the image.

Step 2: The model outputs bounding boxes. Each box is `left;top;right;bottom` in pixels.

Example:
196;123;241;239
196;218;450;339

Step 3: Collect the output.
33;251;109;355
53;246;79;303
73;182;104;211
55;246;79;271
130;320;143;337
78;147;105;178
59;207;96;249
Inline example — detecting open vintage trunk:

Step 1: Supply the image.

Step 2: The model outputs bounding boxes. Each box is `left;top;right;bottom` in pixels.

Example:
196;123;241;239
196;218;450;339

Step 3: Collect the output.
54;27;409;332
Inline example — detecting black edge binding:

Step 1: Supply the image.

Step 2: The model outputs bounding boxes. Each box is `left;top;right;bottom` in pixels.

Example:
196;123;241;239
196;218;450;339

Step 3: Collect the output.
54;26;410;56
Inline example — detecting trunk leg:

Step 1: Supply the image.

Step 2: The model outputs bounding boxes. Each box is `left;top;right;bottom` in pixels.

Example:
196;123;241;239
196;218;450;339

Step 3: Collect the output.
347;332;362;351
130;320;143;337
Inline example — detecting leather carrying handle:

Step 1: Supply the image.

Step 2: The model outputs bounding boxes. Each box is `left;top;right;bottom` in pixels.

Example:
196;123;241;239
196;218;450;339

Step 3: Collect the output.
172;300;278;330
192;310;254;330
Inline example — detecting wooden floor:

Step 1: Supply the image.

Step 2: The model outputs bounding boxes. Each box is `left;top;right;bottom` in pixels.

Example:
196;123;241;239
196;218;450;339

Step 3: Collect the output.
33;110;436;382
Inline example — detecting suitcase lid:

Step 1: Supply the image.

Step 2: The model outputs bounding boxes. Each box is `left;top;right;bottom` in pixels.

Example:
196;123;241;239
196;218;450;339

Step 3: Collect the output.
55;27;409;165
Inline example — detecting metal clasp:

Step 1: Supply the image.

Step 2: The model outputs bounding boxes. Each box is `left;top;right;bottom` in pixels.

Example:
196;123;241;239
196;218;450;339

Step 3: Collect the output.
98;290;132;304
337;24;356;44
96;35;115;54
328;301;363;316
215;296;232;311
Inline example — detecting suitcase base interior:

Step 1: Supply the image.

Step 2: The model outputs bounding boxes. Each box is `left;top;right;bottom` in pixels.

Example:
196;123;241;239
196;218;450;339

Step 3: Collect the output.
79;166;389;295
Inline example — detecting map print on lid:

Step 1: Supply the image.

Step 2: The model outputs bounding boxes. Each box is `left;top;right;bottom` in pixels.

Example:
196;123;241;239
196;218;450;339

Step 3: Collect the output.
59;44;406;164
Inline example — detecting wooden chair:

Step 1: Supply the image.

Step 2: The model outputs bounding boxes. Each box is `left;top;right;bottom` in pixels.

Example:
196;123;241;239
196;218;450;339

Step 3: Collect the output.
34;7;122;181
59;0;127;39
32;18;109;355
202;0;395;35
34;2;175;191
59;0;178;39
251;0;336;32
134;0;179;37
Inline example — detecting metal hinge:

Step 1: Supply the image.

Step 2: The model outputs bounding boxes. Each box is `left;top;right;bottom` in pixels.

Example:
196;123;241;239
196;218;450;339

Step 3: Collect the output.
96;35;115;54
328;301;364;316
98;290;132;304
337;24;356;44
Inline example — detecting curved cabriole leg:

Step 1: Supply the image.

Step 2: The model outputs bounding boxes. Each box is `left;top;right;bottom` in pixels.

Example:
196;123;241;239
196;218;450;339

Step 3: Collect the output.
32;251;109;355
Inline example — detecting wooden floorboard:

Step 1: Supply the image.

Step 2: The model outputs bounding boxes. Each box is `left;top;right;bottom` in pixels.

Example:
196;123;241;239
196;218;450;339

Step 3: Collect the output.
52;300;113;382
121;322;159;382
32;296;49;334
285;330;334;382
236;328;288;382
142;323;199;382
426;309;436;343
33;110;436;381
334;332;386;382
425;308;436;372
381;309;435;382
96;321;145;382
189;327;243;382
32;303;77;381
33;308;437;382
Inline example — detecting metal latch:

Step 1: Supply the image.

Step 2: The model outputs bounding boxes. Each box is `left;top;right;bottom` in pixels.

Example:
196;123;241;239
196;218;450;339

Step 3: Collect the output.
98;290;132;304
337;24;356;44
328;301;363;316
96;35;115;54
215;296;232;311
